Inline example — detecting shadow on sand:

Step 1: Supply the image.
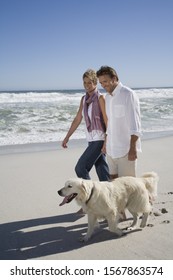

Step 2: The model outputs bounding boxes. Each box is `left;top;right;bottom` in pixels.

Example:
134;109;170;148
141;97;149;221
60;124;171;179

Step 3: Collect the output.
0;214;138;260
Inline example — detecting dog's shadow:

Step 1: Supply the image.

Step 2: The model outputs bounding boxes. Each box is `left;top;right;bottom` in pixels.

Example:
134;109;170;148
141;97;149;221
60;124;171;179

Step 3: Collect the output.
0;214;141;260
0;214;86;260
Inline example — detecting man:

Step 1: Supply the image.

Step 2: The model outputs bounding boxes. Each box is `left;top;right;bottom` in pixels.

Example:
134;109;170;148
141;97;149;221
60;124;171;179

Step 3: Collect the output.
96;66;141;180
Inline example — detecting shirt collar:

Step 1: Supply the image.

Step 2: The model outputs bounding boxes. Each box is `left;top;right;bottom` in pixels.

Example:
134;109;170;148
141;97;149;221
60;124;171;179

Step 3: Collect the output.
112;82;122;96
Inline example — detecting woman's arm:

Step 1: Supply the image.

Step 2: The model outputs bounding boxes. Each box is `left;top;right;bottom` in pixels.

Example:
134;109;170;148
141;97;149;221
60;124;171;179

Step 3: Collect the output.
62;96;84;148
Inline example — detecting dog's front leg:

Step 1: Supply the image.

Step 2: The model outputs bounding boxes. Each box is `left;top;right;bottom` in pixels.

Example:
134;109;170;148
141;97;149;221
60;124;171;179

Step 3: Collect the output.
80;214;97;242
107;213;123;236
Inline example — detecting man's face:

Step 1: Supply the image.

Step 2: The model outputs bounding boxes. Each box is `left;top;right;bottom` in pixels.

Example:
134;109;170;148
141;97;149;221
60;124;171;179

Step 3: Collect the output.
98;74;118;94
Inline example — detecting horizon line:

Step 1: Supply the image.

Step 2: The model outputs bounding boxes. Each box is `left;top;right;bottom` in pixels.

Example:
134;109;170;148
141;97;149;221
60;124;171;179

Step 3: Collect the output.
0;85;173;92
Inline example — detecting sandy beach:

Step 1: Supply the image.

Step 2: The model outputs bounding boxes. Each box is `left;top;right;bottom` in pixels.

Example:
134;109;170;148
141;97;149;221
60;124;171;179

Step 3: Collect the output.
0;136;173;260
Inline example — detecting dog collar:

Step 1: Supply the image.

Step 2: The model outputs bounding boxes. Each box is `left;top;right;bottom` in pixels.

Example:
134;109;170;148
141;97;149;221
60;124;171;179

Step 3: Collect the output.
86;187;94;205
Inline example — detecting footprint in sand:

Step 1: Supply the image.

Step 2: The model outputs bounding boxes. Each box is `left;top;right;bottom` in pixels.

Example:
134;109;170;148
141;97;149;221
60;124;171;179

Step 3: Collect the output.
168;192;173;195
153;208;162;216
147;224;154;227
161;220;170;224
161;208;168;214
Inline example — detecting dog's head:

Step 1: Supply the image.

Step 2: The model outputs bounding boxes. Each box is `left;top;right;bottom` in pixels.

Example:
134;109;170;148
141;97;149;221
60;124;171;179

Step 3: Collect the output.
58;178;91;206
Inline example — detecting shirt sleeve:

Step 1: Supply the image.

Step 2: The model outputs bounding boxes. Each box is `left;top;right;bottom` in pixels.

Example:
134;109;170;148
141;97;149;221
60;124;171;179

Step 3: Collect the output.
127;90;142;137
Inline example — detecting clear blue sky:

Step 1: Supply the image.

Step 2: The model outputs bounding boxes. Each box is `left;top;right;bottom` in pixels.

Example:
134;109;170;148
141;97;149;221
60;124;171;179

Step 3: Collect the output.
1;0;173;90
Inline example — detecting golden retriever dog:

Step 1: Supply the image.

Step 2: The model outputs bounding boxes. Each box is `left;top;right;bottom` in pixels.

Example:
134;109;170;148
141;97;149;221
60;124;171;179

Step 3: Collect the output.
58;172;158;242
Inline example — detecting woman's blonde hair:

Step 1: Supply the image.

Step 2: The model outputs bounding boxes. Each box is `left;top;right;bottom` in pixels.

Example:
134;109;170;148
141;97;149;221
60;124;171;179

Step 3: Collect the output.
83;69;97;85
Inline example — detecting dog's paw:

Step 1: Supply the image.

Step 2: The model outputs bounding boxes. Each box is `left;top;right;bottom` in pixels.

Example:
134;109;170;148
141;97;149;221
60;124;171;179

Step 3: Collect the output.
78;236;86;242
115;228;124;236
78;235;89;242
127;226;137;231
140;223;146;228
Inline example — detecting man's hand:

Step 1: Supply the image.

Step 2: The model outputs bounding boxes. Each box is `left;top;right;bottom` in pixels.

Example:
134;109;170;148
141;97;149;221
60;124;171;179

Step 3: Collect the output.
128;146;137;161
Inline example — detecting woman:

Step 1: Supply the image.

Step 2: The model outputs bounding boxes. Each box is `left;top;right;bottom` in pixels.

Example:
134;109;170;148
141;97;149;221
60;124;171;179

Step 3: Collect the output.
62;69;109;183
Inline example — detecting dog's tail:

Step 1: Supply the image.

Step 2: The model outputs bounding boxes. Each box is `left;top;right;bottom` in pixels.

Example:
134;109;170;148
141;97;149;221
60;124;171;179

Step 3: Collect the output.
142;172;159;200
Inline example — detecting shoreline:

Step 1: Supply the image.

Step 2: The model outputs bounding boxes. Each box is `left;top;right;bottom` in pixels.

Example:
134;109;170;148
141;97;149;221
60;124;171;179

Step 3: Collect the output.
1;130;173;155
0;139;87;156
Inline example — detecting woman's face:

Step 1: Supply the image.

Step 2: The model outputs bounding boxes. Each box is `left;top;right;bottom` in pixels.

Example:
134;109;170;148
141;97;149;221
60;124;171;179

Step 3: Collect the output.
83;77;96;93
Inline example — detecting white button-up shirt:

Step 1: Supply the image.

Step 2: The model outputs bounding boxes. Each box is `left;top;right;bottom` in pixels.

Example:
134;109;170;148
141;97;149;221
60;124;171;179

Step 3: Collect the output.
105;82;142;158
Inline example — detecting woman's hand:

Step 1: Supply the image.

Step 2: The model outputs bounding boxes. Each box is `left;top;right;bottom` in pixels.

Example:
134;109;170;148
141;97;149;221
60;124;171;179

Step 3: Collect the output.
62;137;69;148
101;140;107;154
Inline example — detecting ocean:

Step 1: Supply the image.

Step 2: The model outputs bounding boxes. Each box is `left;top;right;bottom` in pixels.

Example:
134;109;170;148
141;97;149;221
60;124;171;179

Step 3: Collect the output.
0;87;173;147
